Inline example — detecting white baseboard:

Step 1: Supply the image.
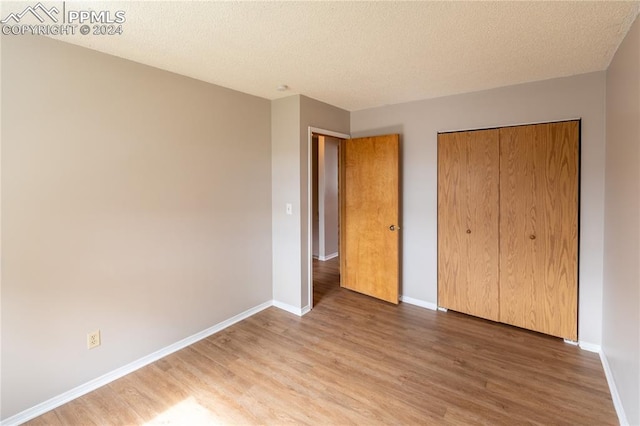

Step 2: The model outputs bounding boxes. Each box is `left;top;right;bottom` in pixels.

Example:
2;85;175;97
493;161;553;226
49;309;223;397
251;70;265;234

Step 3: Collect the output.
399;295;437;311
273;300;308;316
600;349;628;425
578;341;601;353
0;300;273;426
318;252;339;261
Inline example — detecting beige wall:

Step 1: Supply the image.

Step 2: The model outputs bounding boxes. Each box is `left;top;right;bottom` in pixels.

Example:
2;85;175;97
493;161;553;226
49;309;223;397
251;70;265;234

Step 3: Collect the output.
312;136;339;260
603;14;640;425
351;72;607;346
271;96;302;309
1;36;273;420
321;137;339;257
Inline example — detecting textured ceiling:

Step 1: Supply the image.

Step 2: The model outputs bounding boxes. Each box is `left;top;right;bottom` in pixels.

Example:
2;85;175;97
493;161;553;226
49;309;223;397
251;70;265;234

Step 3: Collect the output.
5;1;640;111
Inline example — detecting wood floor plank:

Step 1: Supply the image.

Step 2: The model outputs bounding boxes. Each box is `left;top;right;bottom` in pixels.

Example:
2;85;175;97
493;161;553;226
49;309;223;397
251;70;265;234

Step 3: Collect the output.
25;257;616;425
22;410;62;426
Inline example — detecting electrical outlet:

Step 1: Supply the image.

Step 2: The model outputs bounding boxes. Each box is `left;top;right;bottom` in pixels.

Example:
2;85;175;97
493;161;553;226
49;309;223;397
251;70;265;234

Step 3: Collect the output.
87;330;101;349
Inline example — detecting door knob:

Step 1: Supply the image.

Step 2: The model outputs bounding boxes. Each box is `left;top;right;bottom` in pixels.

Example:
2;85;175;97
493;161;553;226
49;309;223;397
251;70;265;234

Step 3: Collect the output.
529;234;536;240
466;229;471;234
389;225;400;231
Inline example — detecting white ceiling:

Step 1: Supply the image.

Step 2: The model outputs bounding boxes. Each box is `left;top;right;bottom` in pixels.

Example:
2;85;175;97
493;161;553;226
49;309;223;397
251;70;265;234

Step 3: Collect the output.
12;1;640;111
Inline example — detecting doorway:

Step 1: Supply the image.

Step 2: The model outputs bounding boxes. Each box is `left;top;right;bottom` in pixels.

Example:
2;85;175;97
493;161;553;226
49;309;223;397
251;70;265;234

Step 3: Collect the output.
307;127;349;309
307;128;401;309
312;134;342;306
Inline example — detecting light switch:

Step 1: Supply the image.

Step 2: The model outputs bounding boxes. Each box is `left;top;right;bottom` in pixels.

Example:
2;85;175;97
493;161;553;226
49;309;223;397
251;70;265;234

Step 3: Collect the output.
286;203;293;215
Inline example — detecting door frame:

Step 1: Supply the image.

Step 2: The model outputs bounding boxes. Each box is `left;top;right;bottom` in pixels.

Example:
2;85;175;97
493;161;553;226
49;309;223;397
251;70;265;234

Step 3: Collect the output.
307;126;350;310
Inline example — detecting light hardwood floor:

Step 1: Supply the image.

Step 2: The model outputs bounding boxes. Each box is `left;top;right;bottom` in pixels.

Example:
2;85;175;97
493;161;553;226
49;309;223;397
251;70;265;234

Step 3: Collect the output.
27;257;616;425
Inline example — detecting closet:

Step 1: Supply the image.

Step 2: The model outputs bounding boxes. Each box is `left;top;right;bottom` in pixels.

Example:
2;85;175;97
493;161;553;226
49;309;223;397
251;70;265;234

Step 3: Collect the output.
437;120;579;341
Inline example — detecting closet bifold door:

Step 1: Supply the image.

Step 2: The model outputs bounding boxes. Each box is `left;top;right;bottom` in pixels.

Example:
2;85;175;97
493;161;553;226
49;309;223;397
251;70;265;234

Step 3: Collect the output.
499;121;579;341
437;129;500;321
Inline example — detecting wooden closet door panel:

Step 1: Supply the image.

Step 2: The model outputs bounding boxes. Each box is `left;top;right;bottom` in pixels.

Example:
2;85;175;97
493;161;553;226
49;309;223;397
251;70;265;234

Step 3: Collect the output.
438;132;467;314
467;130;501;321
438;130;500;321
499;125;541;332
499;122;579;340
544;122;579;339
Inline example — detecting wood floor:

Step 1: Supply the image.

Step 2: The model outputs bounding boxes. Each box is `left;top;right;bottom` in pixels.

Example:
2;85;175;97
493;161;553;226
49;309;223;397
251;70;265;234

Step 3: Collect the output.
27;257;616;425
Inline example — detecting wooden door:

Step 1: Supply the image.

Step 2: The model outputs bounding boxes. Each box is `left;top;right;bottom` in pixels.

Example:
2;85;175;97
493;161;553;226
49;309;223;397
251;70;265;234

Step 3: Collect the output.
438;130;500;321
340;134;399;303
499;121;579;340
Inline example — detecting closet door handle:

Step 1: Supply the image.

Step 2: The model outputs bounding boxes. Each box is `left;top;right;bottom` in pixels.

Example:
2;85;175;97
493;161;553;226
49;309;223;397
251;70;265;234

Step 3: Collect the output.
466;229;471;234
529;234;536;240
